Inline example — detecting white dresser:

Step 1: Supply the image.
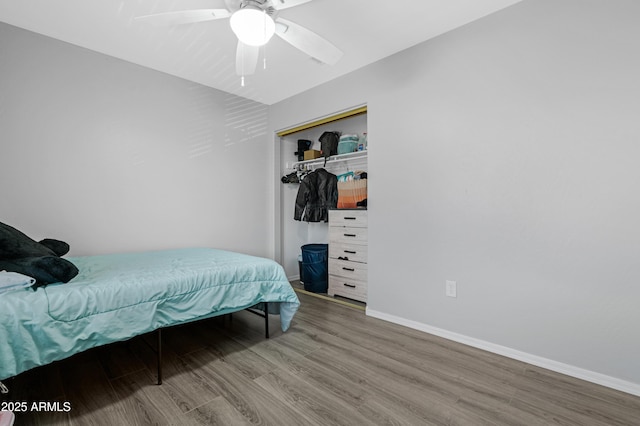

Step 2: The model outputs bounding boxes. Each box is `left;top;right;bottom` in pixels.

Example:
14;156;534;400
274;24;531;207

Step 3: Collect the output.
328;209;368;303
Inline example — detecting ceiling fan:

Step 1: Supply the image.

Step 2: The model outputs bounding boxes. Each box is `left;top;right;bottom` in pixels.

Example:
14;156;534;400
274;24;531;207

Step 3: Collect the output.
135;0;343;80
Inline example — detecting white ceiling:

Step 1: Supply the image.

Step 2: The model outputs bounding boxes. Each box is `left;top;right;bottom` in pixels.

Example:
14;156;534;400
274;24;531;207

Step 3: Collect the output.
0;0;523;105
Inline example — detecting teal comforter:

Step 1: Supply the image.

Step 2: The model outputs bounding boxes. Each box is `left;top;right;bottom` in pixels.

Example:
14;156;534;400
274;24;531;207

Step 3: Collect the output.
0;248;300;380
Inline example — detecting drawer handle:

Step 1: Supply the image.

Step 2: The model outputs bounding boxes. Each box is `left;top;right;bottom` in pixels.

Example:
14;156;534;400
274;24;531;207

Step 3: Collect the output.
344;233;357;237
342;267;355;272
344;217;356;220
344;250;357;254
338;256;350;261
343;283;356;288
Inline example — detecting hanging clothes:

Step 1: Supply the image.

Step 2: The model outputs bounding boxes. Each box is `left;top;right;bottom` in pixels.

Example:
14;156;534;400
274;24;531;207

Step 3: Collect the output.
294;168;338;222
281;171;300;184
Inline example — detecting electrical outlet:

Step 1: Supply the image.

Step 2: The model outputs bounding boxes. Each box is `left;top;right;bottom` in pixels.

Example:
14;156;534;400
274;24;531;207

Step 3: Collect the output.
446;280;457;298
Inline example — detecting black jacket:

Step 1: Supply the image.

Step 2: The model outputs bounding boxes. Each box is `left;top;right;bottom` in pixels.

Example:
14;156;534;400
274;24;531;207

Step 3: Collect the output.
294;169;338;222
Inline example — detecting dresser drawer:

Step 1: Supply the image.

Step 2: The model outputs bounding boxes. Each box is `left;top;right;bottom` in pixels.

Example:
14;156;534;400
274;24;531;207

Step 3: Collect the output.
329;242;368;263
329;209;367;227
329;258;367;281
328;275;367;302
329;226;368;245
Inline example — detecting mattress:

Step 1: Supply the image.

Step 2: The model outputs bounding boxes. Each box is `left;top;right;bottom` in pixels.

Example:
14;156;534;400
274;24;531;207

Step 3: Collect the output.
0;247;300;380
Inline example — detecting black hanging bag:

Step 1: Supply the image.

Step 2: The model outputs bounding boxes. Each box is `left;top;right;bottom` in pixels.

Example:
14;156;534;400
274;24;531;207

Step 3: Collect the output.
319;131;340;158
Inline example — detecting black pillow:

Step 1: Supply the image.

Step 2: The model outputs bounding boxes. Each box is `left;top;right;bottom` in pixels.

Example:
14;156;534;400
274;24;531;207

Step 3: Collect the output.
0;222;56;259
0;221;78;287
0;257;78;287
39;239;70;257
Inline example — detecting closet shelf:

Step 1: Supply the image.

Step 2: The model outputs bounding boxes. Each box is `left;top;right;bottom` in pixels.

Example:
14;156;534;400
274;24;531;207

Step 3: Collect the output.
293;150;367;169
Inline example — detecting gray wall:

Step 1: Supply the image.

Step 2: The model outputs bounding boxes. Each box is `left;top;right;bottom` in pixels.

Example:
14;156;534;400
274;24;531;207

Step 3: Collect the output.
269;0;640;390
0;22;271;257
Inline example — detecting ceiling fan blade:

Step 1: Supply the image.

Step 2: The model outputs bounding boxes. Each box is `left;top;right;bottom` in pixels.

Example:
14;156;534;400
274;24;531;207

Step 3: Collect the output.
236;41;260;76
274;18;343;65
135;9;231;26
269;0;313;11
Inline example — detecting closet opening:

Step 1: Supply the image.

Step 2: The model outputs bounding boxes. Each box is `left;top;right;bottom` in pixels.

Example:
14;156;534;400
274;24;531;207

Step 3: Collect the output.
276;105;368;308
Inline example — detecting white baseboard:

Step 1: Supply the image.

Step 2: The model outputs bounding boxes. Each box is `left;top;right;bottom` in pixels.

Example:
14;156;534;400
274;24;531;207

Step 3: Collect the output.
287;274;301;282
366;308;640;397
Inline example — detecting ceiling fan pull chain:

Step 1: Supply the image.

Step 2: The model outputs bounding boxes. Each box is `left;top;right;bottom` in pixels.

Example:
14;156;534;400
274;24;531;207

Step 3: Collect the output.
240;41;245;86
263;43;268;70
263;9;268;70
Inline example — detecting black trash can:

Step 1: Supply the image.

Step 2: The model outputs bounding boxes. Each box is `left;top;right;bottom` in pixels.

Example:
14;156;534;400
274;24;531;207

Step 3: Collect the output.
301;243;328;293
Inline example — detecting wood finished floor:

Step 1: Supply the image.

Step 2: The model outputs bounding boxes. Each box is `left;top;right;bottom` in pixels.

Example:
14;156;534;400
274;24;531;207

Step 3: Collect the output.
6;291;640;425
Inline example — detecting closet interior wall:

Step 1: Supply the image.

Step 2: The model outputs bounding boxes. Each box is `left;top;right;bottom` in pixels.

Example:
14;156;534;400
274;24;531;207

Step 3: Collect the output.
279;113;368;279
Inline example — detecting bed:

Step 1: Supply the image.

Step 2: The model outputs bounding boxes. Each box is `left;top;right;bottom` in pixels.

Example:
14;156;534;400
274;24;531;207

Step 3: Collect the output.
0;247;300;383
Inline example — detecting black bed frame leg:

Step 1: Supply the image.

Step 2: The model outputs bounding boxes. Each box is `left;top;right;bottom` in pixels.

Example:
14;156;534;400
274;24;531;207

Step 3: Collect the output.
265;303;270;339
241;303;271;339
157;328;163;385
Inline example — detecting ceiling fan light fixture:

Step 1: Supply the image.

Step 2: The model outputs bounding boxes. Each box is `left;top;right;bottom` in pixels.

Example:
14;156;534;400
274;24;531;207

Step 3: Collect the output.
230;6;276;47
